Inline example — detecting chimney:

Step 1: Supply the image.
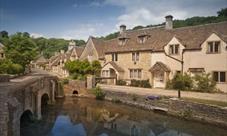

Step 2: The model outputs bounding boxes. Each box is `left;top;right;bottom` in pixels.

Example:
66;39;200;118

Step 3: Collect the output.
165;15;173;30
68;40;76;51
120;24;126;34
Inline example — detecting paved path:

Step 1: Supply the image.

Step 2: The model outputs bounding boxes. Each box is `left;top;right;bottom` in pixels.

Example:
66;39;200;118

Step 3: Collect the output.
99;84;227;103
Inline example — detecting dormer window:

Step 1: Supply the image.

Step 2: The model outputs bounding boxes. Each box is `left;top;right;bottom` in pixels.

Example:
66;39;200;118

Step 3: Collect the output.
169;44;179;55
119;38;127;46
138;36;147;44
207;41;220;54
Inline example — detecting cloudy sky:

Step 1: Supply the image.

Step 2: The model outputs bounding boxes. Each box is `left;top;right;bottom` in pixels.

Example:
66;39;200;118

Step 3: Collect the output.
0;0;227;40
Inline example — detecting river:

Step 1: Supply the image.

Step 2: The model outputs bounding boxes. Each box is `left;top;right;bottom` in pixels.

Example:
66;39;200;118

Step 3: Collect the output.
21;97;227;136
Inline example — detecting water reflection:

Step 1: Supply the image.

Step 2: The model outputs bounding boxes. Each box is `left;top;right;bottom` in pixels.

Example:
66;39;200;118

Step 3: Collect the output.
21;97;227;136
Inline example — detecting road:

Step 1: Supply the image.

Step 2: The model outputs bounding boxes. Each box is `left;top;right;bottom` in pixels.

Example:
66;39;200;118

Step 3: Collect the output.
99;84;227;103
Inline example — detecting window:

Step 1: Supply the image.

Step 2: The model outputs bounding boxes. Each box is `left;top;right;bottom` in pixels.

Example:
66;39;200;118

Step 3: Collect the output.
129;69;142;79
169;44;179;55
138;36;147;44
119;38;127;46
213;71;226;83
132;52;139;61
207;41;220;53
112;53;118;61
102;70;109;77
0;53;3;58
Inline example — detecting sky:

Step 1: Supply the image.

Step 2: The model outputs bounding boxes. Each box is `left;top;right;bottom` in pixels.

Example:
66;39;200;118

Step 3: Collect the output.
0;0;227;40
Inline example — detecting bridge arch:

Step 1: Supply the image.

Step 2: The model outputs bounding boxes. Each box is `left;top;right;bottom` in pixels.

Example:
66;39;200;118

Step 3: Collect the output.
20;110;33;136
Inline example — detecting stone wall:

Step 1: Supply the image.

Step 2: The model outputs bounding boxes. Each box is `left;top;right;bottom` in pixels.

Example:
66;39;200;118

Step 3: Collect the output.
0;75;9;82
64;79;87;96
103;90;227;128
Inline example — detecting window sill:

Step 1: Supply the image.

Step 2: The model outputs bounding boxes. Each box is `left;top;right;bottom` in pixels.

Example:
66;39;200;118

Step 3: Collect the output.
206;52;221;54
216;82;227;84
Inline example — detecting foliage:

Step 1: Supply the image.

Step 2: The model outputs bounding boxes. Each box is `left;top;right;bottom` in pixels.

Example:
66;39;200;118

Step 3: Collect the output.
116;79;127;86
92;86;105;100
0;59;23;74
217;8;227;17
4;32;38;68
62;78;69;84
91;60;102;76
166;73;217;92
130;79;151;88
193;73;216;92
166;73;193;91
65;60;101;80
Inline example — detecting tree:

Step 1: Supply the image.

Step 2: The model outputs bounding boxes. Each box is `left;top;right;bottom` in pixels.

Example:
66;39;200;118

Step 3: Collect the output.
218;8;227;17
4;32;38;68
0;31;9;38
91;60;101;76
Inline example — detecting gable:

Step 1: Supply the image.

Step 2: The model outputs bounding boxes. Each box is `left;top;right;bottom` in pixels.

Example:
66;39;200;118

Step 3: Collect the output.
80;37;99;60
201;33;227;53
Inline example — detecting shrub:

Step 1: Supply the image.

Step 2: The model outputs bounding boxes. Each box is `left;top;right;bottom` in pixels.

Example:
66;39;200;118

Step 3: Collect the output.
0;59;23;74
130;79;151;88
140;80;152;88
92;86;105;100
167;73;193;91
116;80;127;86
62;78;69;84
194;73;216;92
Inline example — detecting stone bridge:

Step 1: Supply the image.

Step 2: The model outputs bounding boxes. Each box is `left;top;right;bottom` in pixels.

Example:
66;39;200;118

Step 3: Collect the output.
0;72;63;136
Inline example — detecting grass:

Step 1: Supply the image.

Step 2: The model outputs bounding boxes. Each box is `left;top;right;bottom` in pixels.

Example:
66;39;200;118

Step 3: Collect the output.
182;97;227;107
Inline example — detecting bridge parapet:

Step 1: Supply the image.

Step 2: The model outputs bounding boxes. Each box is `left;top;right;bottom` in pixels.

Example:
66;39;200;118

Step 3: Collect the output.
0;73;62;136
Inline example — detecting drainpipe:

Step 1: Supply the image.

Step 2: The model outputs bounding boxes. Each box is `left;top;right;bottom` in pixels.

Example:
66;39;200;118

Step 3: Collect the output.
164;50;185;74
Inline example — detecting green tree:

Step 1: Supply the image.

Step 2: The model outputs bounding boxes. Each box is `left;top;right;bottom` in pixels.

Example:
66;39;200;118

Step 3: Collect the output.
194;73;216;92
91;60;101;76
218;8;227;17
4;32;38;69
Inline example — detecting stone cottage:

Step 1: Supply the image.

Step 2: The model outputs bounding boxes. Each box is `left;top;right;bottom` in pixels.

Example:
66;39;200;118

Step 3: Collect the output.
80;16;227;92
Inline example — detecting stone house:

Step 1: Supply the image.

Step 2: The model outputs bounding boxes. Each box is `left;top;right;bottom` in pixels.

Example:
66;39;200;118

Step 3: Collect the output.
80;16;227;92
80;36;107;65
0;42;5;59
48;40;84;78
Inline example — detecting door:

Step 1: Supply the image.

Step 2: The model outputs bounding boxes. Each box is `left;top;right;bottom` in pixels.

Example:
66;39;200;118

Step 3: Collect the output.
153;71;165;88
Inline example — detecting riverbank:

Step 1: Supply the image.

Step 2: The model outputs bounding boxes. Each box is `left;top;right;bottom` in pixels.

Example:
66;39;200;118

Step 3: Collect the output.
75;86;227;129
98;90;227;129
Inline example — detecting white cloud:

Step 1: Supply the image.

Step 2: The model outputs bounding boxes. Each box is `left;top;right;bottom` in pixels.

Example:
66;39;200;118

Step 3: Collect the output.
31;33;45;38
105;0;227;29
61;23;112;40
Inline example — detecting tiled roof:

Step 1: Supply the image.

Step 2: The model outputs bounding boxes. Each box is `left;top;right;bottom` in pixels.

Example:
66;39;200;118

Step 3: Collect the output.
103;61;124;72
104;21;227;53
149;61;171;72
0;42;4;48
90;37;106;59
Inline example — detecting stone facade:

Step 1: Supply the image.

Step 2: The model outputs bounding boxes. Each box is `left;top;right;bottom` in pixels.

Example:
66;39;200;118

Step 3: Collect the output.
93;19;227;92
0;74;61;136
47;40;84;78
0;42;5;59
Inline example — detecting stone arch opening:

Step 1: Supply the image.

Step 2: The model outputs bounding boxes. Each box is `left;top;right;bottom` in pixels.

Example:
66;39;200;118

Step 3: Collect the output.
72;90;78;95
41;93;49;115
20;110;33;135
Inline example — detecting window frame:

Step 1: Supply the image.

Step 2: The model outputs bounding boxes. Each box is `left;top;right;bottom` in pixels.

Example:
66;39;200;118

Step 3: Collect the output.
213;71;226;83
207;41;221;54
129;69;142;79
169;44;180;55
112;53;118;61
132;52;139;62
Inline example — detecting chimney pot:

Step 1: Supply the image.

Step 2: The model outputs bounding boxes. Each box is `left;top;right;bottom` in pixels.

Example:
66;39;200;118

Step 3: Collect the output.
165;15;173;30
120;25;126;34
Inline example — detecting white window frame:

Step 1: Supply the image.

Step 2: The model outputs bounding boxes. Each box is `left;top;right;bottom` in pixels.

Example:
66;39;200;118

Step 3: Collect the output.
207;41;221;54
213;71;226;83
129;69;142;79
169;44;179;55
